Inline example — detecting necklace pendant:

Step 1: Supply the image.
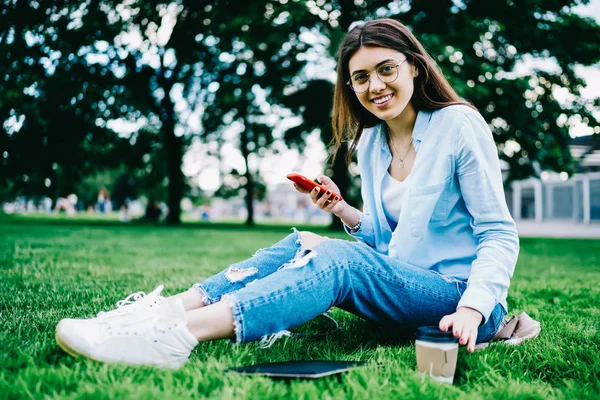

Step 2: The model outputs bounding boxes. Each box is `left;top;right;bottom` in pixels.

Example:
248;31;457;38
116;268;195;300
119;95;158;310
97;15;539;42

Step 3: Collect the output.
398;159;404;168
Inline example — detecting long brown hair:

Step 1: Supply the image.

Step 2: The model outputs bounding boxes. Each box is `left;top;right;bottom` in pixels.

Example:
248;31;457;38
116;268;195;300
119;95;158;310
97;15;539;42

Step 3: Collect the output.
331;18;474;165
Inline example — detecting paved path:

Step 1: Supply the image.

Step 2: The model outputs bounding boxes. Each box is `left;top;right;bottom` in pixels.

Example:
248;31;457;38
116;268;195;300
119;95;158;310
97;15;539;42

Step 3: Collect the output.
516;221;600;239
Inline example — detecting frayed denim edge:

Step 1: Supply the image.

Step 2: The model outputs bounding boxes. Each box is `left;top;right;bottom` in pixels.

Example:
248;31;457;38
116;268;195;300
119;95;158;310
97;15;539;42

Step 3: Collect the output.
193;283;219;306
222;293;244;344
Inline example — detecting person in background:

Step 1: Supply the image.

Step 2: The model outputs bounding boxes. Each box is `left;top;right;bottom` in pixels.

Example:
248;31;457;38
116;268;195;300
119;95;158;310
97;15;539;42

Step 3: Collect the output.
97;187;111;213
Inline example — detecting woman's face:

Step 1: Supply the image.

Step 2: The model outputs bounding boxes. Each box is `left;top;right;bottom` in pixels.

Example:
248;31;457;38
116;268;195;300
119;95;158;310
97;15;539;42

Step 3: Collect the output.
347;46;417;121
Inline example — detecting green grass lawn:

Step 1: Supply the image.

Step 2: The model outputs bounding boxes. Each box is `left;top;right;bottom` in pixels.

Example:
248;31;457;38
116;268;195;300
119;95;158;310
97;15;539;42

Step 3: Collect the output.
1;214;600;399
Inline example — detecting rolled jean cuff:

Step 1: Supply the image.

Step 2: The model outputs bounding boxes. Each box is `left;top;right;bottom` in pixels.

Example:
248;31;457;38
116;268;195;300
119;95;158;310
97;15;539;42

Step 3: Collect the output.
222;293;245;344
193;283;220;306
193;284;245;344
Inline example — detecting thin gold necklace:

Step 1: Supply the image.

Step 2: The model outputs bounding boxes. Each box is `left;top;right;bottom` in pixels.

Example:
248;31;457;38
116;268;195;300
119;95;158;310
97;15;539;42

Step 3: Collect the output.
387;128;412;169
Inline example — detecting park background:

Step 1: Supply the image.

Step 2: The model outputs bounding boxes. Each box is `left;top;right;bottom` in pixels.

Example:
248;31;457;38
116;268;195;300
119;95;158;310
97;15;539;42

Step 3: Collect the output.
1;0;600;399
2;0;600;229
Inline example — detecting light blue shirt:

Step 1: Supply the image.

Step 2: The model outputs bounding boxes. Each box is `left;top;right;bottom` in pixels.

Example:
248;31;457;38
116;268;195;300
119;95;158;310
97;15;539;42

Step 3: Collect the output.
345;105;519;323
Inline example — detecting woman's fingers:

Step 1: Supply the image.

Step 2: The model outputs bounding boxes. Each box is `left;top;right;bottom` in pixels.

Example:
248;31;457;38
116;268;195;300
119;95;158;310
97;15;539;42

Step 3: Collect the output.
439;314;463;339
459;327;477;351
307;185;341;213
323;196;340;212
467;328;478;352
440;311;480;352
310;187;321;202
452;321;463;339
318;175;330;185
459;328;470;345
440;315;463;337
310;187;327;207
438;315;450;332
313;188;339;211
316;189;333;208
318;175;341;194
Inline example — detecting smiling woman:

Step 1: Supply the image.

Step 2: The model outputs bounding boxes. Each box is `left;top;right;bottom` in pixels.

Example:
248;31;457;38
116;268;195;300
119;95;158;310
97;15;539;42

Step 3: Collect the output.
55;19;521;369
332;19;474;168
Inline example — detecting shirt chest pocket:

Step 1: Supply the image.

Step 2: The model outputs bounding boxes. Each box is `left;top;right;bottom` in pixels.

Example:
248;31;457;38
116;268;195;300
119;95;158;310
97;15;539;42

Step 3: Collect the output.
407;178;450;238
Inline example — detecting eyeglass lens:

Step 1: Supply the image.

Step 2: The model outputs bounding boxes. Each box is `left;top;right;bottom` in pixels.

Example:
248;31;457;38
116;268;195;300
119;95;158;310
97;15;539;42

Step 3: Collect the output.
350;63;400;93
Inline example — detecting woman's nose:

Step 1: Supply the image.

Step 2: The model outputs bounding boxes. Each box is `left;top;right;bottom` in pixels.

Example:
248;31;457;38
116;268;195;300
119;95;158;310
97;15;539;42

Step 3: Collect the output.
369;74;386;93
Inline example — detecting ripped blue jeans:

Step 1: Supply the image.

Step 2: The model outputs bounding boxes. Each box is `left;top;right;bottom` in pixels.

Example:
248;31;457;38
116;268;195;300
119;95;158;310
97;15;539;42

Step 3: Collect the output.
194;230;506;345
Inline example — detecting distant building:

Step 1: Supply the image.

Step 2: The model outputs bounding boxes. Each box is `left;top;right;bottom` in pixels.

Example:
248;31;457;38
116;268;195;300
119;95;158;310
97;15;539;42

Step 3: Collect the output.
571;134;600;172
507;134;600;224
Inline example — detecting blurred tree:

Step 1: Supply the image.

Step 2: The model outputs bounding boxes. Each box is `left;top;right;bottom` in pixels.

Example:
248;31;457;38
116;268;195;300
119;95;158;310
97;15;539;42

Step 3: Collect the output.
213;168;267;202
1;0;321;226
281;79;357;230
197;0;396;229
110;172;136;207
399;0;600;180
0;0;136;205
3;0;599;228
197;2;318;226
0;0;210;223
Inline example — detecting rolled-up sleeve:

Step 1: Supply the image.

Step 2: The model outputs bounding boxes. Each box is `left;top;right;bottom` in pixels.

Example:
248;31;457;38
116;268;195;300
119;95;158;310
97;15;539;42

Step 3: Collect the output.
454;113;520;323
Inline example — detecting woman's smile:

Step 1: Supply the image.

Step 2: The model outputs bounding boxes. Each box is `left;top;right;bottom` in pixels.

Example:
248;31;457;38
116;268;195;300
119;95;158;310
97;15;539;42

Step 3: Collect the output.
371;93;394;108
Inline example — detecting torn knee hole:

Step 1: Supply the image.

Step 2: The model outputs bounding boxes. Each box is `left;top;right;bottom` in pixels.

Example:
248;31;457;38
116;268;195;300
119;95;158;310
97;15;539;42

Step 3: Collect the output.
225;266;258;282
298;231;328;250
280;249;318;270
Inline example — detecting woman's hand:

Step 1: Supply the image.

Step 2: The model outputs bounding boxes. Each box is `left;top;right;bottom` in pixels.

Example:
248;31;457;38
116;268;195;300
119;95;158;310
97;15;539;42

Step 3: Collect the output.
438;307;483;353
293;174;346;214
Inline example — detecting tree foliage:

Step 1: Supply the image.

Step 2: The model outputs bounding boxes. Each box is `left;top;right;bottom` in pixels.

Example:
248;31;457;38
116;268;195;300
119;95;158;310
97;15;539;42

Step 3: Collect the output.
1;0;599;227
401;0;600;179
0;0;133;201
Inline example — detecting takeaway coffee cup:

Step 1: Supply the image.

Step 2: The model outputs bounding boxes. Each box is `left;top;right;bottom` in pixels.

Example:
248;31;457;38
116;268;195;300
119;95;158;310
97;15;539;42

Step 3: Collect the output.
414;326;459;384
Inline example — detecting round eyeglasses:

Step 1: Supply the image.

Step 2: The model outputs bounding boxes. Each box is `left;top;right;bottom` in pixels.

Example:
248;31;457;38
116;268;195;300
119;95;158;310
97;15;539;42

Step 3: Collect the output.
346;59;407;93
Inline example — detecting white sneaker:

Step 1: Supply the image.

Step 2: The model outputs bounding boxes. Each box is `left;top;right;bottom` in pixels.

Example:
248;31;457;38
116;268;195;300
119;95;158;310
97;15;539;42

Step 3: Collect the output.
56;298;198;369
95;285;166;321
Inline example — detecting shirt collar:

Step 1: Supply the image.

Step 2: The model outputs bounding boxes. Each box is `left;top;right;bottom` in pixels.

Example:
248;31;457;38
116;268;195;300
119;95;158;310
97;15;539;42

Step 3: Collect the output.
376;109;432;153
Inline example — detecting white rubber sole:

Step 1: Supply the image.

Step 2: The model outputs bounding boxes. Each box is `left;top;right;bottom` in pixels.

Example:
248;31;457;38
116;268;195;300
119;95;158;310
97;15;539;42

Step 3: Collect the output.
55;327;186;370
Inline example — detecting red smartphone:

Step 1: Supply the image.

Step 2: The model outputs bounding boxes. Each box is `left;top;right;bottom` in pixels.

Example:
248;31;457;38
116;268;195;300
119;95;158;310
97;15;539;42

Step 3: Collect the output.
286;173;343;202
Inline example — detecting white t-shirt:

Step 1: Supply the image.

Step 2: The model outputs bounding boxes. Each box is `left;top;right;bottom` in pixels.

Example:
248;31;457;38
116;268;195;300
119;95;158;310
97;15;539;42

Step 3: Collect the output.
381;171;412;231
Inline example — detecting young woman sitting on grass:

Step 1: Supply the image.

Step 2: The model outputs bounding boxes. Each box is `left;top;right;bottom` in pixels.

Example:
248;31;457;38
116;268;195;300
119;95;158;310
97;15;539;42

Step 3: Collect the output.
56;18;519;369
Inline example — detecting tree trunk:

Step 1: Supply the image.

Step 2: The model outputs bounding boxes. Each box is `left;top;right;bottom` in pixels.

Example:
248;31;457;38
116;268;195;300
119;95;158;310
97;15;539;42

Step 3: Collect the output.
162;88;183;225
240;116;254;227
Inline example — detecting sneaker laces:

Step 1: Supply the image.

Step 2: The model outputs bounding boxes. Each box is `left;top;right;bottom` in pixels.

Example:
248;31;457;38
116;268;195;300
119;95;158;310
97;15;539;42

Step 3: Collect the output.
115;291;146;308
97;290;160;318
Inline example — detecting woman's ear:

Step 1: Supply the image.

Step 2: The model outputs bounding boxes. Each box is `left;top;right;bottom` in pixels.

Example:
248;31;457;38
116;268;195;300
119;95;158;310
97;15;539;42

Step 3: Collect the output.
413;65;419;78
